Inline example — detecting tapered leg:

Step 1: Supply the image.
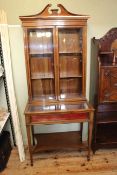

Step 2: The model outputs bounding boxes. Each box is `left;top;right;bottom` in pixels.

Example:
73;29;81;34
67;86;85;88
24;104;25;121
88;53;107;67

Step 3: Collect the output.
31;125;35;145
88;111;94;161
26;124;33;166
80;123;83;142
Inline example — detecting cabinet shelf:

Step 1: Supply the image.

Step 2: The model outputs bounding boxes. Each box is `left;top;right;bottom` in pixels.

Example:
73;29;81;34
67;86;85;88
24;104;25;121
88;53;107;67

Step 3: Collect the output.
32;132;87;153
100;63;117;67
30;53;53;57
60;71;82;77
59;52;82;55
0;112;9;134
32;93;84;101
31;73;54;79
99;51;113;55
60;74;82;78
32;94;55;101
60;93;83;99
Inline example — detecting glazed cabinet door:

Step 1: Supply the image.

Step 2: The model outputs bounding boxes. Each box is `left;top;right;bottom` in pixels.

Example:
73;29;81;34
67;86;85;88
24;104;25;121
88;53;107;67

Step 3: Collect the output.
57;27;84;100
27;28;56;101
99;67;117;102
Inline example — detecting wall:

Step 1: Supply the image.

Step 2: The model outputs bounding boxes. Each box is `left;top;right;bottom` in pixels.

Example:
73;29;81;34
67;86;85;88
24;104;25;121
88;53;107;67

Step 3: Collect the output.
0;0;117;144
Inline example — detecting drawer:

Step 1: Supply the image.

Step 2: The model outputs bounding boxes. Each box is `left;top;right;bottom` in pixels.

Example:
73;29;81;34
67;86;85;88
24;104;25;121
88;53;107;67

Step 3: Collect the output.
31;113;89;124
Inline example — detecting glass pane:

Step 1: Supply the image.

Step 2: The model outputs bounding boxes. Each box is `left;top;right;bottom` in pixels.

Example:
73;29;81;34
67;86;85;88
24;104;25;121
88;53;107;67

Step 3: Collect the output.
27;102;88;113
60;78;82;99
59;28;82;53
60;53;82;78
58;28;83;99
31;79;55;100
28;29;55;100
30;55;54;79
29;29;53;54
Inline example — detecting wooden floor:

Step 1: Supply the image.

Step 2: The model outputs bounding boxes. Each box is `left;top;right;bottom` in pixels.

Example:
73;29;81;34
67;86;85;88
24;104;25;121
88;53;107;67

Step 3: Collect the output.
1;148;117;175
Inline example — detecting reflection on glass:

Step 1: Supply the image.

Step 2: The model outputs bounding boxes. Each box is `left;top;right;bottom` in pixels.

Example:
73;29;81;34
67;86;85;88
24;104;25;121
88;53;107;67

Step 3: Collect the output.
60;104;66;110
60;78;82;99
31;79;55;100
61;94;66;99
59;28;82;53
59;55;82;78
29;29;53;54
58;28;83;99
43;105;56;110
29;29;55;100
28;103;88;112
36;32;52;38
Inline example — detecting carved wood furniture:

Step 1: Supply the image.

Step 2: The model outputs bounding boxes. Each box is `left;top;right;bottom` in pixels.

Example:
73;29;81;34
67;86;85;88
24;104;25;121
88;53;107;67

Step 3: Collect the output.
20;4;94;165
91;28;117;152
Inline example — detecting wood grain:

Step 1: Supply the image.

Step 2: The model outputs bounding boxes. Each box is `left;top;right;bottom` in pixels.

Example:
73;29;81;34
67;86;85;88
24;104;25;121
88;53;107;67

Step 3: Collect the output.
1;148;117;175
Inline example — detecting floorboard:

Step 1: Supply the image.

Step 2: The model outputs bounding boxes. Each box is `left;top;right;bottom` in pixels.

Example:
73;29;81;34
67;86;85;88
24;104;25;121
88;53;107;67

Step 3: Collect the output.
1;148;117;175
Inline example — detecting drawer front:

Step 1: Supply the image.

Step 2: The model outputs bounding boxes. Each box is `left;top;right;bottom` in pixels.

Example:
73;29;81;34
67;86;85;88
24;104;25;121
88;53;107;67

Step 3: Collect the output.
31;113;89;124
99;67;117;102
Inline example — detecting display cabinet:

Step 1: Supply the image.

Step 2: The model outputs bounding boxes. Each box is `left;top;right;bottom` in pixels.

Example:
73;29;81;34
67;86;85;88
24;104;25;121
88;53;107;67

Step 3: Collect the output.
90;28;117;152
20;4;94;165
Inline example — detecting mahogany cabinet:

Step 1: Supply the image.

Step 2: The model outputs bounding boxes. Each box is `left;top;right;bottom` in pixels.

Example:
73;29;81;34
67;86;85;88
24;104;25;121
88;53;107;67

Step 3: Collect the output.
90;28;117;152
20;4;94;165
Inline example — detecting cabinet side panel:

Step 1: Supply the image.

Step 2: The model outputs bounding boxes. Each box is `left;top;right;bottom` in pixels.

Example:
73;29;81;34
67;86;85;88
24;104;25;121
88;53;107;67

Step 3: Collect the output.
89;39;99;106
